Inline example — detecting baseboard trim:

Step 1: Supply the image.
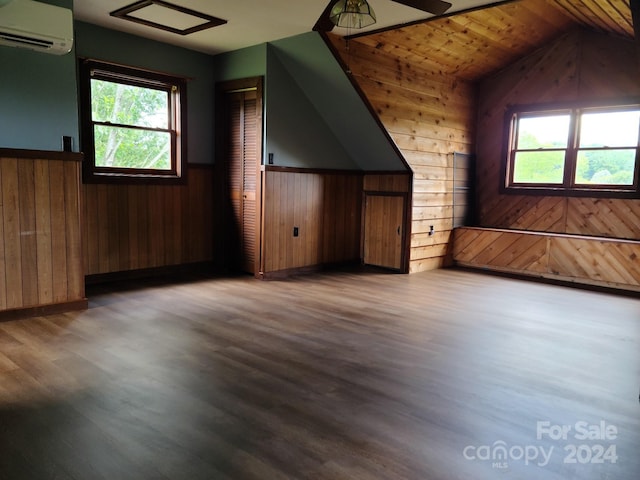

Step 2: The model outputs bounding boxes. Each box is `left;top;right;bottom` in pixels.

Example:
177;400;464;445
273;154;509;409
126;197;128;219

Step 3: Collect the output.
260;260;361;280
0;299;89;322
85;261;218;285
453;265;640;298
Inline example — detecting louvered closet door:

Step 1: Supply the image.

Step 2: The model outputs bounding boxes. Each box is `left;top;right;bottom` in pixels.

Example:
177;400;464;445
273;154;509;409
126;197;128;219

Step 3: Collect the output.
227;89;259;274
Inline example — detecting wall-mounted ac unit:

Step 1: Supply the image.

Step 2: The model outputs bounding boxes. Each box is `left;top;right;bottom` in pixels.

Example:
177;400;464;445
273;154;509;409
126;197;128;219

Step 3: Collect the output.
0;0;73;55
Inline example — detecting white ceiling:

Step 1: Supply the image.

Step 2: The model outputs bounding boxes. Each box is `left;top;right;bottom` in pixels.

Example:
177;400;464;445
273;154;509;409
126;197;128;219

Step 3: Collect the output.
73;0;501;56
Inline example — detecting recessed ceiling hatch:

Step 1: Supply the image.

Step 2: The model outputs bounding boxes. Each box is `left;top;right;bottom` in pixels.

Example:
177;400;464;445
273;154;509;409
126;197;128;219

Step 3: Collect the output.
110;0;227;36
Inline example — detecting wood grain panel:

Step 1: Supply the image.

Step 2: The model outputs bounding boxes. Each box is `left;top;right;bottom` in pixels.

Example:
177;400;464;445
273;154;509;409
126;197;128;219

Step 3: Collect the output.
322;173;362;264
0;153;85;315
577;29;640;96
82;166;214;276
363;195;404;270
262;169;362;274
0;161;5;310
549;236;640;286
565;198;640;239
149;184;165;268
409;256;449;273
363;173;410;193
454;228;549;273
454;227;640;291
0;157;21;309
63;161;84;303
410;243;451;263
49;161;69;304
18;160;38;307
34;160;53;305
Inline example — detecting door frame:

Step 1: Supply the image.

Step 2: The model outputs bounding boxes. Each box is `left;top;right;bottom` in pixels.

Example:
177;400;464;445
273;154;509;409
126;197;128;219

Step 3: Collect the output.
215;77;264;276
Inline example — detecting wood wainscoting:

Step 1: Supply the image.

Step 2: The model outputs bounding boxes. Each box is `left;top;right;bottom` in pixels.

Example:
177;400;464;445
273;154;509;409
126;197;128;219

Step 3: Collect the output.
0;149;86;319
261;168;413;277
261;167;362;276
83;164;214;278
453;227;640;292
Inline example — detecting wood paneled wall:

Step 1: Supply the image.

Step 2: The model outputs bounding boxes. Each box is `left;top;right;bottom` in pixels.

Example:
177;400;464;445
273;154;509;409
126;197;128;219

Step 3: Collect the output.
476;28;640;239
363;173;411;194
83;165;214;276
0;150;85;314
327;33;477;273
262;168;362;274
454;227;640;292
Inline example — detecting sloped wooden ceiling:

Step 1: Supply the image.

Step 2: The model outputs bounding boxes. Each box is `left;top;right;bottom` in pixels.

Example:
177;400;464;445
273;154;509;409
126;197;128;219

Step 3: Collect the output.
554;0;633;37
351;0;633;81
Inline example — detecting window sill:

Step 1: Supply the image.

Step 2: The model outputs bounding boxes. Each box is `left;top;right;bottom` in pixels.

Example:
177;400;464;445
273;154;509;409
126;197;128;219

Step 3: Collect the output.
82;170;186;185
502;185;640;199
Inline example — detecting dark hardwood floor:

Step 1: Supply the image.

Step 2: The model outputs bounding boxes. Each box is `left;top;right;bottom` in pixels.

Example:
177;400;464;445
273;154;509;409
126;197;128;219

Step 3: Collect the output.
0;268;638;479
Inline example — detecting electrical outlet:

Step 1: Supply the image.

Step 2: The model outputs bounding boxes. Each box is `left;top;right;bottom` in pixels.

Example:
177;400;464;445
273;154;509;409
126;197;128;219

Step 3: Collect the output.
293;227;299;237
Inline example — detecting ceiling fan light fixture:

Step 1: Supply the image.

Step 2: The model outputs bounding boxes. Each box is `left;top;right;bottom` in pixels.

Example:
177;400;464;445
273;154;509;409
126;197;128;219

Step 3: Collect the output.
330;0;376;29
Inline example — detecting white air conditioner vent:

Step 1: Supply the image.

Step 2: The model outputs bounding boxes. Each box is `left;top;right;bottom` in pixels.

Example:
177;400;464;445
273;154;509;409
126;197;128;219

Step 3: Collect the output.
0;0;73;55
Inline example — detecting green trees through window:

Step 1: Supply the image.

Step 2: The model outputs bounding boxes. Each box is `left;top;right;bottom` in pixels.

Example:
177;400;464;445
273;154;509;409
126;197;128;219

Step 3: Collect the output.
575;110;639;185
506;103;640;196
513;114;569;184
79;59;186;183
91;80;171;170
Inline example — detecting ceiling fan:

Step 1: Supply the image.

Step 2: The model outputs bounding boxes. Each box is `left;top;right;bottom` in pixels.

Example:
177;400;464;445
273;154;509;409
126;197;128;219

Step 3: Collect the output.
314;0;453;32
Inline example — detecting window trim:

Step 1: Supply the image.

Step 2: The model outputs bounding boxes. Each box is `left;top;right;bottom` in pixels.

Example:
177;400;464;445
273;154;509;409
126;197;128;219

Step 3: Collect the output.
79;59;188;184
501;98;640;198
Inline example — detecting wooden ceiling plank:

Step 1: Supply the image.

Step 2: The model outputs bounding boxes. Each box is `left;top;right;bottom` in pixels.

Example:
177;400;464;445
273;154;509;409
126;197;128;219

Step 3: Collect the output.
518;0;579;29
574;0;630;36
584;0;634;35
345;0;634;82
459;2;558;46
397;20;520;79
375;0;576;80
354;29;491;80
348;50;476;106
551;0;619;34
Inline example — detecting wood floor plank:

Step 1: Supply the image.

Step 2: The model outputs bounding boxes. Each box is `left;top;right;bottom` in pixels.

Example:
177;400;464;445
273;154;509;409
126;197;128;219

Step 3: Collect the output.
0;269;637;479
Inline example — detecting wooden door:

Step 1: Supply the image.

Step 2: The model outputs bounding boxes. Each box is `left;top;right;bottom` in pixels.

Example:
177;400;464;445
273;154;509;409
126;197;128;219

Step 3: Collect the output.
219;79;263;274
363;194;405;270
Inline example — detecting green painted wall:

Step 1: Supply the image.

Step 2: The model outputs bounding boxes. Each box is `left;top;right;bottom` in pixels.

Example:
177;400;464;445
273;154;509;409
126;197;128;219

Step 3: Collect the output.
268;32;407;171
266;45;358;169
213;44;267;83
0;0;78;152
